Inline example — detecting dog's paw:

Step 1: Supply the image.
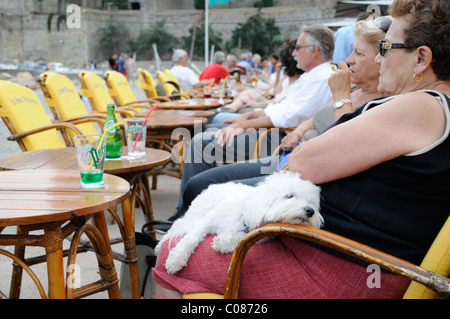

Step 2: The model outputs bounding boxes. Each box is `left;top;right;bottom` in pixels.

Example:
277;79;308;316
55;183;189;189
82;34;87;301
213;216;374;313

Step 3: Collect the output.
165;253;186;274
211;232;246;254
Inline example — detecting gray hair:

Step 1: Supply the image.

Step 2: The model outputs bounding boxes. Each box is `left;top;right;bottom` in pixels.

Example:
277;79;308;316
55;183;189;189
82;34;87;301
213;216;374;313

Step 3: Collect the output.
172;49;187;63
213;51;226;64
226;54;237;64
301;24;334;61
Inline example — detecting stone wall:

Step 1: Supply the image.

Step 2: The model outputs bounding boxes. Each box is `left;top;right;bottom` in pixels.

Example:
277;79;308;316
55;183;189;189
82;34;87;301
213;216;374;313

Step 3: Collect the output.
0;0;337;67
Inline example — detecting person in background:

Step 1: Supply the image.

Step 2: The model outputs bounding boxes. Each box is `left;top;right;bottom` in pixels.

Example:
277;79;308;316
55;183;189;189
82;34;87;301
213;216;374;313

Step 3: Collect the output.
107;54;118;70
126;53;137;86
170;49;210;91
225;54;242;80
236;52;253;75
117;53;127;76
199;51;230;85
332;12;371;65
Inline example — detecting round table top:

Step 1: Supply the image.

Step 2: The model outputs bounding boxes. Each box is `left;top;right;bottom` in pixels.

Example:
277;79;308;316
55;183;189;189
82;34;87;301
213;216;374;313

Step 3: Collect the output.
0;169;130;226
0;147;171;176
156;98;225;110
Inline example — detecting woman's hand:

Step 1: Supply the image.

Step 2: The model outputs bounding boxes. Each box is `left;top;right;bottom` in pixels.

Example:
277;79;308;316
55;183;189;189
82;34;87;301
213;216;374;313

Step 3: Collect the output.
328;61;352;102
281;131;303;152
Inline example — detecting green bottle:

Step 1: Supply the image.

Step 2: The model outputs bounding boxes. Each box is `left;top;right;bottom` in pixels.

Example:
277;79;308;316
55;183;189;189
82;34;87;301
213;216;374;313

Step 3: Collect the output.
105;104;123;158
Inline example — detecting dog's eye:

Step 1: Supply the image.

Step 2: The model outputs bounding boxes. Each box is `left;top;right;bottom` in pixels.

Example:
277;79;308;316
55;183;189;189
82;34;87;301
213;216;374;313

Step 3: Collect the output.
285;194;295;199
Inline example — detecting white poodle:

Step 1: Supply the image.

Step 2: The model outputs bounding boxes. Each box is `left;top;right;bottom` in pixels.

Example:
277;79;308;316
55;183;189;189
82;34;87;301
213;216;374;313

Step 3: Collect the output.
155;171;324;274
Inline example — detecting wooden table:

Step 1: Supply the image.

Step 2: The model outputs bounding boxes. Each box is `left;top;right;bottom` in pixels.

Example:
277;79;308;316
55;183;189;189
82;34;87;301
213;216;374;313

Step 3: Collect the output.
0;147;171;299
156;98;225;110
135;109;216;120
0;169;130;299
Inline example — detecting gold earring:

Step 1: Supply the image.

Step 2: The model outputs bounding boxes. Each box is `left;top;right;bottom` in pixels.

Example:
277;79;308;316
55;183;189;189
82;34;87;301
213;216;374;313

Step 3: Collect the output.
413;73;423;82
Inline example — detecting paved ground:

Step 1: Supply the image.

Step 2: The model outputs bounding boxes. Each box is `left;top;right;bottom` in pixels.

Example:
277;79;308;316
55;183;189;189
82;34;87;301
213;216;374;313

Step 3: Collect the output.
0;80;179;299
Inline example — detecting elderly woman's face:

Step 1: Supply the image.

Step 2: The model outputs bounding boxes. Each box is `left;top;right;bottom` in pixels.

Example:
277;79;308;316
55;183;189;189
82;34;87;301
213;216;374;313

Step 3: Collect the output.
375;17;417;96
346;35;380;88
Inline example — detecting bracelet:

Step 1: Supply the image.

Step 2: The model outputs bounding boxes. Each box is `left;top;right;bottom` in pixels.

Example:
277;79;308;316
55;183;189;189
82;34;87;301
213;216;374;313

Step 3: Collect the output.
333;99;352;110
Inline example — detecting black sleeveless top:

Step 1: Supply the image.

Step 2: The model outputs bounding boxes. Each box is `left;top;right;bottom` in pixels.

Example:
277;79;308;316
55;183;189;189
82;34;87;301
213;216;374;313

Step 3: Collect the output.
318;91;450;265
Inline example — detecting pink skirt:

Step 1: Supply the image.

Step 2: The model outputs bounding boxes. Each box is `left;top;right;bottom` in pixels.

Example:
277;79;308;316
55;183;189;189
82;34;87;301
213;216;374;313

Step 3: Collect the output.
153;235;411;299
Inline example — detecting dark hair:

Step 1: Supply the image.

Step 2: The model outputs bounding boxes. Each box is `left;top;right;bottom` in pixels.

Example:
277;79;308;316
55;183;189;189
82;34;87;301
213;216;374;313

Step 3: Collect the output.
278;39;304;77
389;0;450;80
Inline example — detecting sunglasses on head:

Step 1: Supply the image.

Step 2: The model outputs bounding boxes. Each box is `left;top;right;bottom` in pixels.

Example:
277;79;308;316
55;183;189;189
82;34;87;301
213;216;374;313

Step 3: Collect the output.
374;16;393;32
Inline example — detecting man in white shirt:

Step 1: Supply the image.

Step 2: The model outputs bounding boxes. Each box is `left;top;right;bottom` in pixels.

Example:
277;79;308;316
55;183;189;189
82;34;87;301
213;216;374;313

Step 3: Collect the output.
171;24;335;212
215;25;334;145
170;49;210;91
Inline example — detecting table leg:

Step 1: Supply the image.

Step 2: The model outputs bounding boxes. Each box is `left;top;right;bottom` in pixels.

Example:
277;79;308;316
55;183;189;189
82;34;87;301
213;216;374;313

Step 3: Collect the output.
43;223;66;299
93;211;121;299
121;197;141;299
9;226;26;299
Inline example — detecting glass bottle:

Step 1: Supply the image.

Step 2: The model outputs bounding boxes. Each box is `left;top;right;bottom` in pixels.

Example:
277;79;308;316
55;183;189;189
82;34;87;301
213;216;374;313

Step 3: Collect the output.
104;104;123;158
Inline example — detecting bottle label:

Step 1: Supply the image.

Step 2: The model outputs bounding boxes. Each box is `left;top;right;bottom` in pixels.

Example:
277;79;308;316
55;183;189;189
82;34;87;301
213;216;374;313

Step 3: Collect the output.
105;120;117;133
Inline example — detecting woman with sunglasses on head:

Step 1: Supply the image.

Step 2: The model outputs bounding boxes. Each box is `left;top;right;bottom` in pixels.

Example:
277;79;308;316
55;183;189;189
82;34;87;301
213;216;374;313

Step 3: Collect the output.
154;0;450;299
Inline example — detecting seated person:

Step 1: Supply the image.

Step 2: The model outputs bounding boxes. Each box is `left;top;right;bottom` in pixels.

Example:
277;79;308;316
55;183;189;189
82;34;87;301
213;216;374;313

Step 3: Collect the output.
236;52;253;75
216;39;302;119
154;0;450;298
170;49;210;91
199;51;230;85
225;54;241;79
177;16;385;217
172;24;335;218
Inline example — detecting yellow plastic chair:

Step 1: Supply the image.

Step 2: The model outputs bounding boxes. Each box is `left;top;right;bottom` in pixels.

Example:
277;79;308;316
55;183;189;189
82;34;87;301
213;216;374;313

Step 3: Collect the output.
0;81;82;151
37;72;105;140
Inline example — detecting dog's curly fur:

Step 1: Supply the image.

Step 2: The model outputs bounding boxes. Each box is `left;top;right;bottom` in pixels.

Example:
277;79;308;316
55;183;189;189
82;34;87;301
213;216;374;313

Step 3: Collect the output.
156;171;324;274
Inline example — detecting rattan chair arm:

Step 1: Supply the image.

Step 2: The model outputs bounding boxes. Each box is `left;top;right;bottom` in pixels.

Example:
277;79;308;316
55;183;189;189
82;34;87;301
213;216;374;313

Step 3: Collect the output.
7;122;83;142
224;223;450;299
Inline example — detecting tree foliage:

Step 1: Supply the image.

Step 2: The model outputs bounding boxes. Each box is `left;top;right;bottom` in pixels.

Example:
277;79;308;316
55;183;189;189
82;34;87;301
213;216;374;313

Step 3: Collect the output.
194;0;205;10
253;0;274;8
181;22;224;58
99;22;133;57
136;19;179;59
102;0;130;9
226;14;284;56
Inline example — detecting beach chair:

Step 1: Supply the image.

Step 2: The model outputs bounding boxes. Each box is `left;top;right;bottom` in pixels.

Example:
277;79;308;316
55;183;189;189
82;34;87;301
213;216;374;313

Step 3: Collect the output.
0;81;83;151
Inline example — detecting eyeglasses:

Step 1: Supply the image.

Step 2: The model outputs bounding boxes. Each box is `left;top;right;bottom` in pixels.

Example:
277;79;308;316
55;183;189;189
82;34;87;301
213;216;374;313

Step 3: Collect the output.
374;16;393;32
378;40;411;56
294;45;313;52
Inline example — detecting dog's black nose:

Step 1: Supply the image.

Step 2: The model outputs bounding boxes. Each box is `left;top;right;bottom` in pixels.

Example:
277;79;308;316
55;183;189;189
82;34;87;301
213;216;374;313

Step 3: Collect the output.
304;206;315;218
